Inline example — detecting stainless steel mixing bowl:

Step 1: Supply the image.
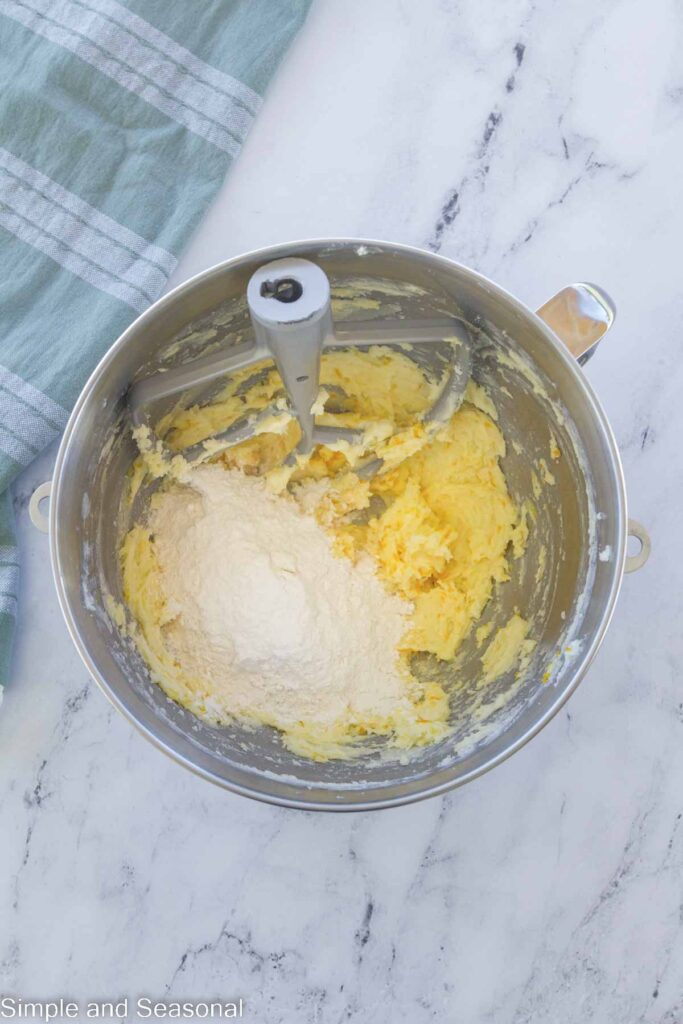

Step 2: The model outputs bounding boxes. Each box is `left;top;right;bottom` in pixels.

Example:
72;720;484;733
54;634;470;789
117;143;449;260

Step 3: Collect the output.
34;239;649;810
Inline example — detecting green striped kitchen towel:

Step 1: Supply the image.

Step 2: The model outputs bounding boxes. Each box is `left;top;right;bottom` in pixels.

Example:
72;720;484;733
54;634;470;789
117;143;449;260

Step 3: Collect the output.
0;0;313;693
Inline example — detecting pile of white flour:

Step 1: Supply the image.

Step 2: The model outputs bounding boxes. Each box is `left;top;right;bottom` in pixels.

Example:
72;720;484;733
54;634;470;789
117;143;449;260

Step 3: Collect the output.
149;465;412;728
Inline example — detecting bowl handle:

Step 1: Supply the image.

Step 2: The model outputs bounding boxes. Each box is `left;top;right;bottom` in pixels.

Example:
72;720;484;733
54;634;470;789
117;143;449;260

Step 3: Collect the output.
536;283;615;364
29;480;52;533
537;287;651;573
625;519;651;573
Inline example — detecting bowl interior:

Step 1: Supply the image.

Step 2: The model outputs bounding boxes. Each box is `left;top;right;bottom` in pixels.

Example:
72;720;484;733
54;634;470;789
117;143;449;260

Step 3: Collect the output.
52;241;625;808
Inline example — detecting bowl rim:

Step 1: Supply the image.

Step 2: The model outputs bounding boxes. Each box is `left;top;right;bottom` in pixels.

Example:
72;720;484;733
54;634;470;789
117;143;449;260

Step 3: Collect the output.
49;236;628;811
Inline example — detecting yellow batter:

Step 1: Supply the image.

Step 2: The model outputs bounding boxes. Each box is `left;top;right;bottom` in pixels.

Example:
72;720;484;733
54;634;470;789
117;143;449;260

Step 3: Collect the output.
119;347;531;759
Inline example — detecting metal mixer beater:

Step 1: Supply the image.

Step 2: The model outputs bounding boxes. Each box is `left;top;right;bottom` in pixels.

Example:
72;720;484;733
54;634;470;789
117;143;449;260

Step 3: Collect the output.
128;258;472;473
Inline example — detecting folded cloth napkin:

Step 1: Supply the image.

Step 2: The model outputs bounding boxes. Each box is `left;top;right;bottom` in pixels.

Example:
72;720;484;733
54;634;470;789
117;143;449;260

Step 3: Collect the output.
0;0;312;692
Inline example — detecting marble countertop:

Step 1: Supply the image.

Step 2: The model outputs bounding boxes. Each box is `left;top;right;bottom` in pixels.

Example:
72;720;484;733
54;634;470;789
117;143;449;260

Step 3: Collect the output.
2;0;682;1020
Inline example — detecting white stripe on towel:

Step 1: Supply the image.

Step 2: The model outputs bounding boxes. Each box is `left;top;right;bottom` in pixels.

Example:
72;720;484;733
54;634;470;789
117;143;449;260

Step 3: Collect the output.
0;149;176;277
0;594;18;618
0;202;152;312
0;388;60;450
82;0;261;116
0;564;20;596
3;0;255;154
0;366;68;430
0;424;39;466
0;170;167;301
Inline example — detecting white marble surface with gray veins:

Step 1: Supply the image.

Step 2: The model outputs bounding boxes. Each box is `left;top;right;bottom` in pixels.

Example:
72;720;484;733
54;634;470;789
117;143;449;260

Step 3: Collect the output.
1;0;682;1020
